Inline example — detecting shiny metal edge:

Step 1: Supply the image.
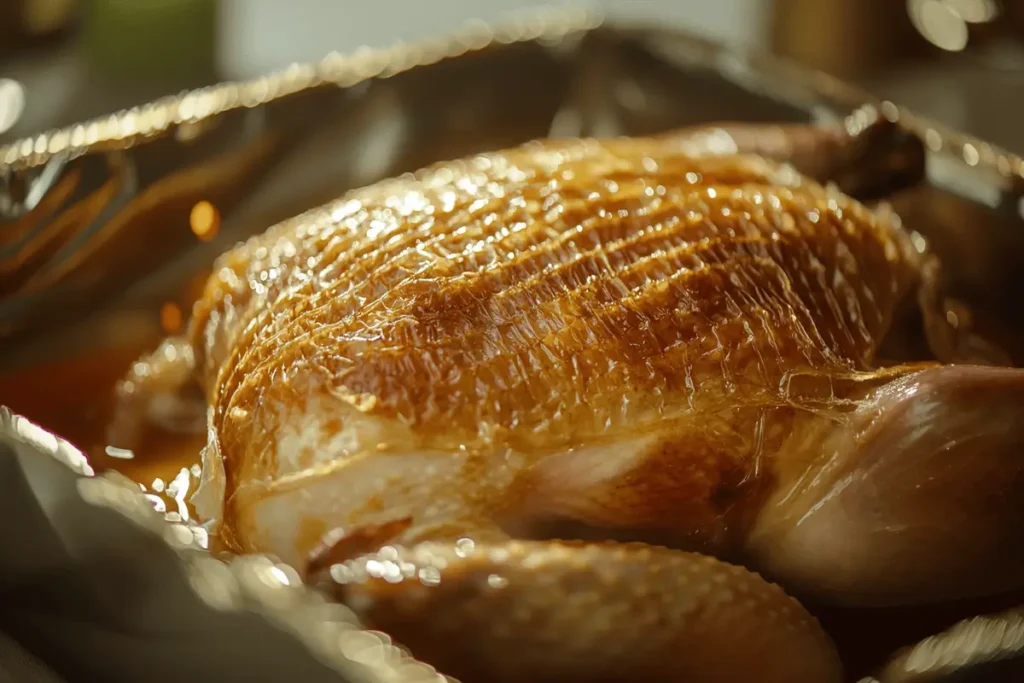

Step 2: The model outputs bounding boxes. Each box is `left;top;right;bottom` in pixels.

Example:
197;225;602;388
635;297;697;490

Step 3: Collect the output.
4;5;1023;191
633;25;1024;188
0;5;603;172
0;405;454;683
875;606;1024;682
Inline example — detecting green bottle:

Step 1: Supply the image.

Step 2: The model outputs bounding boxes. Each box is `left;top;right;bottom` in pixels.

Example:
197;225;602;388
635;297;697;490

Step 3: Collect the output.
82;0;217;86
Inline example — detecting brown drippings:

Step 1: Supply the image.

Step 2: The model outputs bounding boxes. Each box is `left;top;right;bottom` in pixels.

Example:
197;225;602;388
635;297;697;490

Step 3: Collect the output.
0;341;206;520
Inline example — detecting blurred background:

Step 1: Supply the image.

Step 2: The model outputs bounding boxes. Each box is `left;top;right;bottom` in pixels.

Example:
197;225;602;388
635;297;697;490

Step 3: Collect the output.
2;0;1024;153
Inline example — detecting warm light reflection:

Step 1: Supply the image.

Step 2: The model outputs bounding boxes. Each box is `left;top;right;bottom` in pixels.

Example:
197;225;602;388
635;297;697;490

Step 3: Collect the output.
161;302;183;333
0;79;25;136
908;0;1000;52
166;467;192;522
908;0;967;52
963;143;980;166
190;200;220;241
104;445;135;460
947;0;1000;23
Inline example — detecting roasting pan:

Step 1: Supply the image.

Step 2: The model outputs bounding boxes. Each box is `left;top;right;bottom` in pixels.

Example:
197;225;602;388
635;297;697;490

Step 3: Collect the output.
1;7;1023;682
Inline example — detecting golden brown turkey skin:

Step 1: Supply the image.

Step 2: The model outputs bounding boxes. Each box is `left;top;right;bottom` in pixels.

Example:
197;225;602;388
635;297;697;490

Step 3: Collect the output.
112;124;1024;683
193;135;922;544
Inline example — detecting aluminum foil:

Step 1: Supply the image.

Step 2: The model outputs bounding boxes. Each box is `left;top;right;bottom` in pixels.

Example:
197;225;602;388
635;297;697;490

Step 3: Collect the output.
1;7;1024;682
0;406;449;683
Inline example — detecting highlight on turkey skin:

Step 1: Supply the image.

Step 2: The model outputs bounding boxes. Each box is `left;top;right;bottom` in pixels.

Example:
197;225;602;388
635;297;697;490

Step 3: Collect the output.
111;127;1024;683
189;136;922;559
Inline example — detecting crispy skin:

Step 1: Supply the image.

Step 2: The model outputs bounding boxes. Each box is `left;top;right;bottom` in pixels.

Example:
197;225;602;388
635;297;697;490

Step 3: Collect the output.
179;137;932;574
322;540;843;683
190;138;919;521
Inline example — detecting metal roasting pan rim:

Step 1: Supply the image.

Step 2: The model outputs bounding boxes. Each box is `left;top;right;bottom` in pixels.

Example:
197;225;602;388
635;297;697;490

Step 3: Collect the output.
2;5;1023;353
2;8;1023;186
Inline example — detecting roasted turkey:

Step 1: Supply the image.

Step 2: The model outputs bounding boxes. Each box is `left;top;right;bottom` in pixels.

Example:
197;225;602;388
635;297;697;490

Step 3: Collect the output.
112;118;1024;683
